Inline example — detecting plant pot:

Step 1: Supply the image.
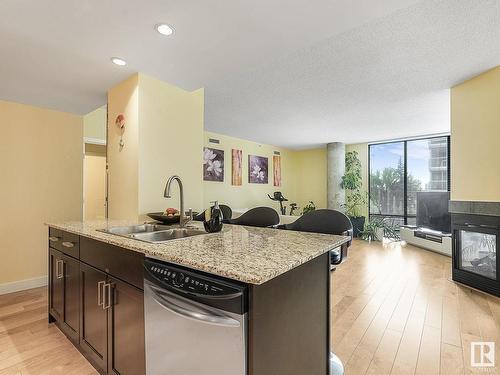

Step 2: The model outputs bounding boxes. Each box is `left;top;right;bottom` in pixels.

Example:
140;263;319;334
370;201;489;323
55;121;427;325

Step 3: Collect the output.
349;216;366;238
375;227;384;241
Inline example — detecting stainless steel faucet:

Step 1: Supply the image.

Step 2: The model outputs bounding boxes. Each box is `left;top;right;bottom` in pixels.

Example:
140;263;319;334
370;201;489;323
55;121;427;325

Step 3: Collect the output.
164;175;192;227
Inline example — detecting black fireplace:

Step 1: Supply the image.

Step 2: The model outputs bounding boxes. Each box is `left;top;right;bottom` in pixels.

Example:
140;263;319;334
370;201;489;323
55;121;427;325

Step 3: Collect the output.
450;204;499;296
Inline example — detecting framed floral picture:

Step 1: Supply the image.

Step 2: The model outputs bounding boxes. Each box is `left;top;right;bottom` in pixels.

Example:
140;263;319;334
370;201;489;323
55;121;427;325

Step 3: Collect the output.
248;155;268;184
203;147;224;182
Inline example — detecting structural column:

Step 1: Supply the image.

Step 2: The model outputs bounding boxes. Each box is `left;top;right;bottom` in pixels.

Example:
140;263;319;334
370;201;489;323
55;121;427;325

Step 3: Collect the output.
327;142;345;210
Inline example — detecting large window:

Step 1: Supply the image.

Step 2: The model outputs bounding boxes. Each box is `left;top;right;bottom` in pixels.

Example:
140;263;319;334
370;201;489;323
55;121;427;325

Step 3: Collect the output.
369;136;450;225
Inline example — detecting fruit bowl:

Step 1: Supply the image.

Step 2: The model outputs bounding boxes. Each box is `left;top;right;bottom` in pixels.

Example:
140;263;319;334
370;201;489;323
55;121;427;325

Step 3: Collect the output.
147;212;180;224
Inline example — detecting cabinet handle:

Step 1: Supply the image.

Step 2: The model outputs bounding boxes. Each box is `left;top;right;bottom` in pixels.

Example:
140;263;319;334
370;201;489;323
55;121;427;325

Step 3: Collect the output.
56;260;64;279
103;283;112;310
97;281;105;306
49;236;60;242
62;241;74;248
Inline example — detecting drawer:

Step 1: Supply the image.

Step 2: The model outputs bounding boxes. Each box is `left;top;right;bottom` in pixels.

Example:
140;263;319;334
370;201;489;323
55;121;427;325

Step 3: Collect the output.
80;236;144;290
48;228;63;249
49;228;80;259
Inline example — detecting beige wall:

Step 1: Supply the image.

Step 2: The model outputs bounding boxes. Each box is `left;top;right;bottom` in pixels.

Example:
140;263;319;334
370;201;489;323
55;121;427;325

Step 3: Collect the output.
139;75;204;215
107;74;204;219
107;74;139;219
0;100;83;286
294;148;328;209
345;143;369;218
83;105;106;141
451;66;500;201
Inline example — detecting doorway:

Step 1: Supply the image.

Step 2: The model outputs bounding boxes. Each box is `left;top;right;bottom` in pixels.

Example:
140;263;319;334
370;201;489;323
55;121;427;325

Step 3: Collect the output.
83;105;107;220
84;144;106;219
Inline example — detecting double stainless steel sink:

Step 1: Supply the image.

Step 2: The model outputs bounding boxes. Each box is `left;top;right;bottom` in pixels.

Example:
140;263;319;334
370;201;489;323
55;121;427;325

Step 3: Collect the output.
98;223;206;243
100;176;210;243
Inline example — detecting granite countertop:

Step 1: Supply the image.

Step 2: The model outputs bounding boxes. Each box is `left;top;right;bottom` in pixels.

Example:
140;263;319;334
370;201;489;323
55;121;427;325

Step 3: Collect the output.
47;220;349;285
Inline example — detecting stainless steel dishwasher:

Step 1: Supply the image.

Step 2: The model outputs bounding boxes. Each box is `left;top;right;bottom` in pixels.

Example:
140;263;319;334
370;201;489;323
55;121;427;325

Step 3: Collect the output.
144;258;248;375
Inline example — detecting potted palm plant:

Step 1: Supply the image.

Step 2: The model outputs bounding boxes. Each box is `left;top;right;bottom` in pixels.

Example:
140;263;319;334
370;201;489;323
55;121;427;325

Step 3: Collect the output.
341;151;366;237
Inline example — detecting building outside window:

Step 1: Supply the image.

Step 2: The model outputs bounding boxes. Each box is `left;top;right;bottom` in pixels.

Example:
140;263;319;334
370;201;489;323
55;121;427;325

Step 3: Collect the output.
369;136;450;226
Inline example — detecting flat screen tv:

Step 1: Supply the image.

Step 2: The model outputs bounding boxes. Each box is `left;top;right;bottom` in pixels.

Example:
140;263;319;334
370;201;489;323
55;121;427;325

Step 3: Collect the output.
416;191;451;233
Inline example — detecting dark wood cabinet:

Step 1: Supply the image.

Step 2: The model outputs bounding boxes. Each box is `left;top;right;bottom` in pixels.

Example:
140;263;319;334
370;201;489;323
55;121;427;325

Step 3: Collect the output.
107;277;145;375
49;248;80;342
80;262;108;373
61;253;80;341
80;236;144;290
248;252;330;375
49;227;80;258
79;265;146;375
49;228;145;375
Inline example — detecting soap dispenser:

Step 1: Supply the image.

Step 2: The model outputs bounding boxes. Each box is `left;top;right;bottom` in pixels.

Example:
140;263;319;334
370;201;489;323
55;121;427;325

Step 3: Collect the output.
204;201;224;233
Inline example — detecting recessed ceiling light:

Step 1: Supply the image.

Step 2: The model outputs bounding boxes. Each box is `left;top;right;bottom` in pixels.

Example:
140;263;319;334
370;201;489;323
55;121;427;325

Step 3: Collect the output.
155;23;174;36
111;57;127;66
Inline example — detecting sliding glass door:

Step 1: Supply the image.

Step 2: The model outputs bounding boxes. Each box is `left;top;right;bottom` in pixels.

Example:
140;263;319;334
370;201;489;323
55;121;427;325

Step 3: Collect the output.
369;136;450;225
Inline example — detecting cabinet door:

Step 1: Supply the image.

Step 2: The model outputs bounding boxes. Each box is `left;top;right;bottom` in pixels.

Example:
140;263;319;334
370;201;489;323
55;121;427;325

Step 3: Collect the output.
60;254;79;341
80;262;108;373
108;277;145;375
49;248;64;321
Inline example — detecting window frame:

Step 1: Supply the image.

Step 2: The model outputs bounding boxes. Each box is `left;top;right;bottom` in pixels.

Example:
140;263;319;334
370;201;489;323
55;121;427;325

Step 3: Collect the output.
368;135;451;225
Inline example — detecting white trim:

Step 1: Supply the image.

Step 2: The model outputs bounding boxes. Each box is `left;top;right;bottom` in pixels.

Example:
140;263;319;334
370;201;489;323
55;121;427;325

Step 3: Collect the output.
0;276;48;295
84;137;106;145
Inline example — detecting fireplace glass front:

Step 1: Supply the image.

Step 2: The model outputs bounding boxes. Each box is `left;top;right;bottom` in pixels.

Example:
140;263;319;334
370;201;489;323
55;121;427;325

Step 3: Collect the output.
459;230;497;280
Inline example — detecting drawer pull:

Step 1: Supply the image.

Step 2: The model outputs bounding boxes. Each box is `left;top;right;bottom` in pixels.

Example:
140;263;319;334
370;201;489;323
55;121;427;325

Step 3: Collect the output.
62;241;74;248
103;283;112;310
56;260;64;279
49;236;60;242
98;281;105;306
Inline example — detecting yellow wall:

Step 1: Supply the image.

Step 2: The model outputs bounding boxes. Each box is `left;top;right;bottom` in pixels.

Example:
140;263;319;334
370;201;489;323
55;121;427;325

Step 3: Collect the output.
83;105;106;141
294;148;328;209
107;74;139;220
203;132;328;213
107;74;204;219
138;74;204;215
451;66;500;201
345;143;369;217
0;100;83;286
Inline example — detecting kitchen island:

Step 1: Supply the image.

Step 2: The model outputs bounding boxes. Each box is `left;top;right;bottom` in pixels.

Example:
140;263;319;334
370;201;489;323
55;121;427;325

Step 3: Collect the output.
46;220;349;375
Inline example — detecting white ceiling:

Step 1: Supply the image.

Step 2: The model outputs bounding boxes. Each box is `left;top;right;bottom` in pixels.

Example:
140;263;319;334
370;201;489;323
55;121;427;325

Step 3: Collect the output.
0;0;499;148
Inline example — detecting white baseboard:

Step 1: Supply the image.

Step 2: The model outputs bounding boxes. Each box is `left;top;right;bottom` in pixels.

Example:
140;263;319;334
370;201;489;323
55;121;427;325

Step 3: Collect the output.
0;276;48;295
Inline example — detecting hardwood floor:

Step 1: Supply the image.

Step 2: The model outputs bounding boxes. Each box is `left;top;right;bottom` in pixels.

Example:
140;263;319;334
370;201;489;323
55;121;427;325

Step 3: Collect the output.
0;239;498;374
0;288;97;375
332;239;500;375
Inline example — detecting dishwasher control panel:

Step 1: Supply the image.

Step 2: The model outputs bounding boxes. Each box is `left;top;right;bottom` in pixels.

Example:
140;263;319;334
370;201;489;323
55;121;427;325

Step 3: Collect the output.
145;259;242;297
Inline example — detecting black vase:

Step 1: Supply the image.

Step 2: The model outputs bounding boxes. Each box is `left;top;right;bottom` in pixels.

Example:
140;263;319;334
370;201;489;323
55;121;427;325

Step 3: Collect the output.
204;201;224;233
350;216;366;238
